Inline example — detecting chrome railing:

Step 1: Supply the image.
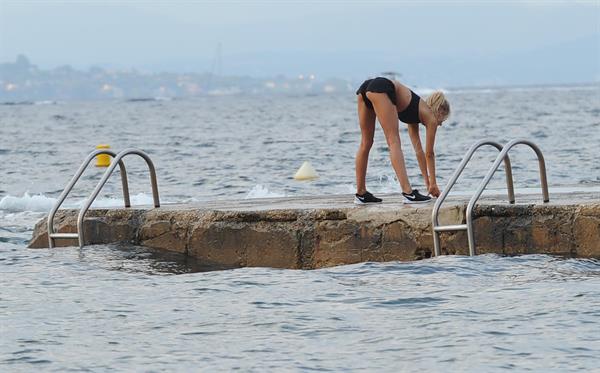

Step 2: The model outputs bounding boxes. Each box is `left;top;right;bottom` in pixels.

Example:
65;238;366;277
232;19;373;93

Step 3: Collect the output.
48;149;130;248
432;138;549;256
464;139;549;255
47;148;160;248
77;149;159;247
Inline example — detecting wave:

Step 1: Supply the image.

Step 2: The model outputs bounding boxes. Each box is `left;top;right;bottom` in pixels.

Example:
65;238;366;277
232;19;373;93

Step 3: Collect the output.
0;193;56;212
0;101;35;106
126;98;156;102
207;87;242;96
0;192;158;213
413;87;449;96
447;84;600;95
244;185;285;199
0;100;57;106
83;193;157;208
125;97;173;103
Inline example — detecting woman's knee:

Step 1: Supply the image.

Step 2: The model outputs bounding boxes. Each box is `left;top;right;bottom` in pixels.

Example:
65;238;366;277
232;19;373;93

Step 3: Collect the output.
385;135;402;149
360;138;374;150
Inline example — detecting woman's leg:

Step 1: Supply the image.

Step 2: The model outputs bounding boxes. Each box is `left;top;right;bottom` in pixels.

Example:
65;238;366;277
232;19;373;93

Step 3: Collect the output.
355;94;376;194
366;92;413;194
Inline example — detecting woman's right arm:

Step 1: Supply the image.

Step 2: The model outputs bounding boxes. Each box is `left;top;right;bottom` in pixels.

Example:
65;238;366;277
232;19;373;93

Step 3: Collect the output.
417;99;441;197
407;123;430;190
424;122;440;197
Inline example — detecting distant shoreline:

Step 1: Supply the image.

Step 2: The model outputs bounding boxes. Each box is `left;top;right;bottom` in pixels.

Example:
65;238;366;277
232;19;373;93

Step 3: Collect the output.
445;81;600;92
2;55;599;103
1;81;598;105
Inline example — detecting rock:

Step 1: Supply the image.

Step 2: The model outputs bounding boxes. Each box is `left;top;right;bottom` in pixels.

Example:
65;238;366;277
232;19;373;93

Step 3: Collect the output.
28;208;141;248
573;212;600;257
28;193;600;268
188;221;299;269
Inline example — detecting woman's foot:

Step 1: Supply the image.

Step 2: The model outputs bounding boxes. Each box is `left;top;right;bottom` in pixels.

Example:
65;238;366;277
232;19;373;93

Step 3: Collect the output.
402;189;432;204
354;191;383;204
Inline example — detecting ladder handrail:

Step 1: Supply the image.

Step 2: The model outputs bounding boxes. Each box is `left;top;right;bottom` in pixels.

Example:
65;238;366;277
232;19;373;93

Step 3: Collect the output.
465;139;549;255
77;148;160;248
432;139;515;256
47;149;130;248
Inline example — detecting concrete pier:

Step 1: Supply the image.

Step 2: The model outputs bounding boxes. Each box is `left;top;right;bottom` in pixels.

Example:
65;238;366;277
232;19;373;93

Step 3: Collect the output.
29;192;600;269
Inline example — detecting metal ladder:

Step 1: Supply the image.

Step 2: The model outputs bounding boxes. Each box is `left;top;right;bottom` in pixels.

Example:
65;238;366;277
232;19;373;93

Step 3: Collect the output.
432;138;549;256
48;148;160;248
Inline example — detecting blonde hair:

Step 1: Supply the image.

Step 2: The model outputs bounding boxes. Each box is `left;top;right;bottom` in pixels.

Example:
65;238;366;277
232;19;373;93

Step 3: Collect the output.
426;91;450;122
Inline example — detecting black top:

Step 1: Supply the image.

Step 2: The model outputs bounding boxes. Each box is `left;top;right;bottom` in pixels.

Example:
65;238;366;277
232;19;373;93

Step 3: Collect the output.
397;90;421;124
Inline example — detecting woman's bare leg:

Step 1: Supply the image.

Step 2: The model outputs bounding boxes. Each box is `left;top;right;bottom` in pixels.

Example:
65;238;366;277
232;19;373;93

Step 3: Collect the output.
367;92;413;194
355;95;376;194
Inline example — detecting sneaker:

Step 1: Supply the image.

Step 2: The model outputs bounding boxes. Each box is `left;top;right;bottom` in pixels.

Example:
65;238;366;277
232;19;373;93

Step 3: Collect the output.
402;189;432;204
354;191;383;204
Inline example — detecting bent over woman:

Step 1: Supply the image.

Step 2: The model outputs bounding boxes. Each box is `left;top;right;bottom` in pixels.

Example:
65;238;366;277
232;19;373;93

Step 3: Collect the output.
354;77;450;204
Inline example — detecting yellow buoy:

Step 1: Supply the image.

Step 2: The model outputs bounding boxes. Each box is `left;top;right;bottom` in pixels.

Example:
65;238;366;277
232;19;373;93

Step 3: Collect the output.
293;161;318;180
95;144;111;167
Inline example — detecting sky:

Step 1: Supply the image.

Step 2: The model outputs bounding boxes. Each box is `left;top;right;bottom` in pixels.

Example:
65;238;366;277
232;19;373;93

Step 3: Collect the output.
1;0;599;86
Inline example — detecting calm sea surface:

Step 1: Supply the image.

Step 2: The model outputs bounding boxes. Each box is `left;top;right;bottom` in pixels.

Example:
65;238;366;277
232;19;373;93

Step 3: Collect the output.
1;85;599;371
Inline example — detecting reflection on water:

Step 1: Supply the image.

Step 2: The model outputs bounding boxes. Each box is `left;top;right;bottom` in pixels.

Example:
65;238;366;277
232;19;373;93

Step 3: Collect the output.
74;244;236;275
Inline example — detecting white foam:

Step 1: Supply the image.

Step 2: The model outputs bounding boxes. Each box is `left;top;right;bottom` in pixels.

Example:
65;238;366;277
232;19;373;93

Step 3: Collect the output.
447;85;599;95
0;193;57;212
0;192;158;213
34;100;57;105
333;184;357;195
449;88;495;95
375;173;401;194
413;87;449;96
244;185;286;199
207;87;242;96
73;192;157;208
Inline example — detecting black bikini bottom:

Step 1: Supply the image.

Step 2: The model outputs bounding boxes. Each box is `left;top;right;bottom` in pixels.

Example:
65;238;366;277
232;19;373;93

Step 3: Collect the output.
356;77;396;110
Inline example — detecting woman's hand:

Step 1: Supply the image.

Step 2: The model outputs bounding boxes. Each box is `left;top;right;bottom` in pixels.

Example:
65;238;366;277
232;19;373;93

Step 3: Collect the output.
428;183;441;197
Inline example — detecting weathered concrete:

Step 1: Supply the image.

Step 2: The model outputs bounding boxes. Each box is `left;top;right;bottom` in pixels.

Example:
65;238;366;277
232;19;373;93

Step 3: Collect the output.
29;192;600;269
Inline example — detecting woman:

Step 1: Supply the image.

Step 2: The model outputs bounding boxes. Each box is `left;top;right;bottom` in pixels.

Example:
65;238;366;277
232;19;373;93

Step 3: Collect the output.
354;77;450;204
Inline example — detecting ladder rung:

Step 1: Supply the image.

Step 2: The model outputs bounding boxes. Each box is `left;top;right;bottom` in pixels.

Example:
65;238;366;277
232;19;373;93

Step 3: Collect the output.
434;224;468;232
49;233;79;239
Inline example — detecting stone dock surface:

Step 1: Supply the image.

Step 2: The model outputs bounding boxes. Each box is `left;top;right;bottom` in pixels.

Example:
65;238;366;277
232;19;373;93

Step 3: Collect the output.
30;191;600;269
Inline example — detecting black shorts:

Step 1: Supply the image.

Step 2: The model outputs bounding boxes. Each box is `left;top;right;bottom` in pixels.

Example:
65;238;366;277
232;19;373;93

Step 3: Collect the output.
356;77;397;110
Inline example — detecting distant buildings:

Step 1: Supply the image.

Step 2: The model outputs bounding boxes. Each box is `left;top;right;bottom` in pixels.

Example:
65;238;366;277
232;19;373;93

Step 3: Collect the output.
0;55;354;102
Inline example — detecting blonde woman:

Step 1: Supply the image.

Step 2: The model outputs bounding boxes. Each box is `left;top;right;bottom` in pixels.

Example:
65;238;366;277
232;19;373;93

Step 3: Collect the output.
354;77;450;204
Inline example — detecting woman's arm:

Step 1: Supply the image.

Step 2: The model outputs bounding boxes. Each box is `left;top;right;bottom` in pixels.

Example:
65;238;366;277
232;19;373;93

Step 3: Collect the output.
425;122;440;197
424;118;440;197
407;123;429;189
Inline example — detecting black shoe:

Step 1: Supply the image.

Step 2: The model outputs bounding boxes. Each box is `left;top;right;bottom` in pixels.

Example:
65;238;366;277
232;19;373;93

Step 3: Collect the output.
354;191;382;204
402;189;432;204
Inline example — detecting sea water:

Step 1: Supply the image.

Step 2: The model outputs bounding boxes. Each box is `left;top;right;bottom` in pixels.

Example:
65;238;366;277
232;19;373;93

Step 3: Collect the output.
1;85;599;371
